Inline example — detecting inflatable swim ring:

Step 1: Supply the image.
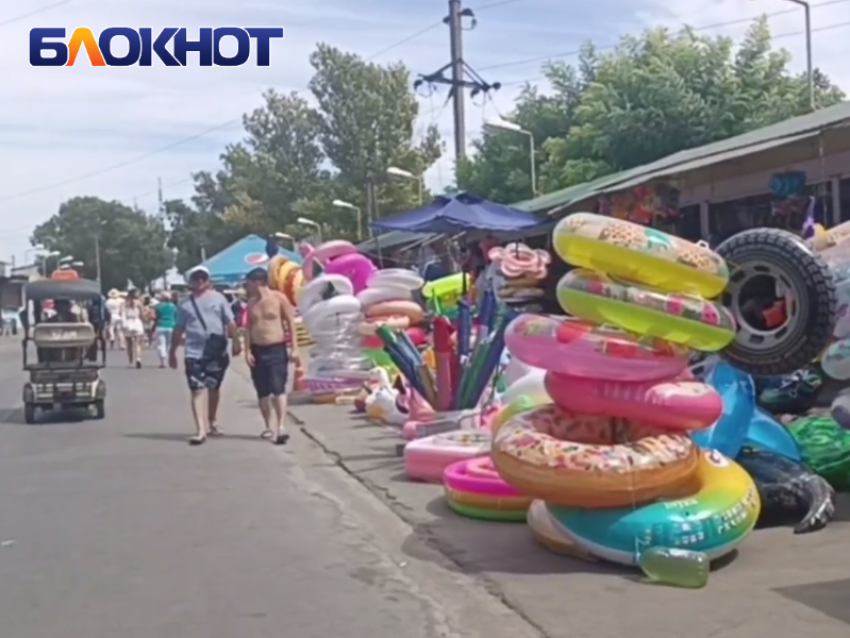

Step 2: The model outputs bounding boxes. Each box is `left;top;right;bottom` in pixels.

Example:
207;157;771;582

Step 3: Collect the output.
404;430;492;482
553;213;728;297
357;285;413;307
324;252;376;293
492;404;698;508
365;300;424;323
716;228;836;376
544;373;721;431
546;450;760;564
526;500;596;561
312;240;355;263
505;315;687;382
297;274;353;313
369;268;424;290
443;457;531;521
302;295;361;330
557;269;735;351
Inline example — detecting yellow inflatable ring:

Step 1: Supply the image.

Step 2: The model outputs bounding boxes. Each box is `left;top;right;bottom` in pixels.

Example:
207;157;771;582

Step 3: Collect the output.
492;404;698;508
557;269;736;351
553;213;728;297
365;300;424;323
268;255;287;290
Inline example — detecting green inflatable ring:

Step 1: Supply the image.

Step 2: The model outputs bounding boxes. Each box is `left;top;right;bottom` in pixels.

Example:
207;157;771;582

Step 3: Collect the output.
446;498;527;522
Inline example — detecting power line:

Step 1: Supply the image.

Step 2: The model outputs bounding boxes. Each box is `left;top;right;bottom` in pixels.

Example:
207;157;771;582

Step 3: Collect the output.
2;1;845;207
0;0;73;27
499;16;850;87
480;0;850;72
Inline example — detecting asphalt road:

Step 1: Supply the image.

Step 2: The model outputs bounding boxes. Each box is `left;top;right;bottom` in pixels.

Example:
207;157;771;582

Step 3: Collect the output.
0;339;536;638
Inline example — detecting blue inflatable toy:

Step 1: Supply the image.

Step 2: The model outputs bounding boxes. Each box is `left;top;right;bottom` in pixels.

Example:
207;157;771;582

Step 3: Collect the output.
693;360;801;461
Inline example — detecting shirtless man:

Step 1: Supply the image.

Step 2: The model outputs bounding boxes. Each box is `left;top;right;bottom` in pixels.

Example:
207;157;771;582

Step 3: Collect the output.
244;267;298;444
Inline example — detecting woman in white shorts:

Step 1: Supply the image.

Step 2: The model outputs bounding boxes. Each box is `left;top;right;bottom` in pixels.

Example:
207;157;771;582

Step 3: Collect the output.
122;290;145;368
105;289;124;349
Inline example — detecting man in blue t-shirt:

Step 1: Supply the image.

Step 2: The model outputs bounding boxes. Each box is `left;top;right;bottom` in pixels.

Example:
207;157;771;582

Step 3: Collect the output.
170;266;241;444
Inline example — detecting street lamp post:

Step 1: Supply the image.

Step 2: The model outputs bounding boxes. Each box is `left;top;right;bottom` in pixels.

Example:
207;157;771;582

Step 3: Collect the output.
483;117;537;196
758;0;813;110
387;167;424;204
331;200;362;239
296;216;323;243
790;0;814;111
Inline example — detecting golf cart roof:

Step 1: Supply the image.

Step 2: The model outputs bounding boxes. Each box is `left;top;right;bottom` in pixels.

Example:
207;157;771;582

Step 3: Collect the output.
25;278;102;301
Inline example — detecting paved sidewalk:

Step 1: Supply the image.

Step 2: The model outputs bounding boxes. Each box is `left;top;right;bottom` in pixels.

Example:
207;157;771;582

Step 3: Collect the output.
291;401;850;638
0;346;540;638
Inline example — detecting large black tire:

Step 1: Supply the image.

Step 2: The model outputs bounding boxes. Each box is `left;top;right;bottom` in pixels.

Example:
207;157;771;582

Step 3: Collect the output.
716;228;835;376
24;404;36;424
93;400;105;419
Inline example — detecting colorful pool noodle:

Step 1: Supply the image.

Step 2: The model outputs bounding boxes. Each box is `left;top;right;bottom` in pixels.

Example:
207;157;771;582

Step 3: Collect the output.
397;330;423;366
465;309;512;409
433;318;453;411
415;363;438;407
456;299;471;358
376;325;426;398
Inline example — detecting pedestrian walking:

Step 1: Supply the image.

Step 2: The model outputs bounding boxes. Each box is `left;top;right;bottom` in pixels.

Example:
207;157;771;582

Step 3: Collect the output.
122;290;145;368
105;289;124;349
169;266;241;445
243;267;298;444
154;291;178;368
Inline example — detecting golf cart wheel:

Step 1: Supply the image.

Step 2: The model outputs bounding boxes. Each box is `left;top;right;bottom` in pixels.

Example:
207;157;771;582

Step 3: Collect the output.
717;228;835;376
24;404;36;424
93;400;105;419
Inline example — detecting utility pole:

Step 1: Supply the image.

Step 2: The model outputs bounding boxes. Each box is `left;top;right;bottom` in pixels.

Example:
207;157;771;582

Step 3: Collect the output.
157;177;164;217
414;0;500;165
448;0;466;161
94;234;102;291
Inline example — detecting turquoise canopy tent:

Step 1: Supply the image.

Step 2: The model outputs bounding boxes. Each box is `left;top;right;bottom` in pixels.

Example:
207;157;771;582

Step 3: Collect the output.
188;234;302;285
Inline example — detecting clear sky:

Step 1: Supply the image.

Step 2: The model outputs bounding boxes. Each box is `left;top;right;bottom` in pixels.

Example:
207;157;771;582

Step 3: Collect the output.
1;0;848;265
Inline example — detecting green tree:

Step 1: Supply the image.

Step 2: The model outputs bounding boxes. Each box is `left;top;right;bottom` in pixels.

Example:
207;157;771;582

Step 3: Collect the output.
167;47;442;260
460;17;844;202
31;196;172;292
307;43;441;224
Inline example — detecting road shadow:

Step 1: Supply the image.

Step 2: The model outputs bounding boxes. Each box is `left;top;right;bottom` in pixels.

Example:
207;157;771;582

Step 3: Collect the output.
1;406;92;425
775;577;850;625
124;432;271;443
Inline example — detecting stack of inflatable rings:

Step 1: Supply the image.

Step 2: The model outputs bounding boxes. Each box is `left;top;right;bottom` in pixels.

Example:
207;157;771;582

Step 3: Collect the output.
496;213;761;565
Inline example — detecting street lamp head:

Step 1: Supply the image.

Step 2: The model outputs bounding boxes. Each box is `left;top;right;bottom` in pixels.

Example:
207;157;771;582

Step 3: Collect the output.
296;216;319;227
387;166;415;179
71;261;84;267
274;232;293;240
44;251;60;257
484;117;523;133
332;199;357;210
58;255;74;263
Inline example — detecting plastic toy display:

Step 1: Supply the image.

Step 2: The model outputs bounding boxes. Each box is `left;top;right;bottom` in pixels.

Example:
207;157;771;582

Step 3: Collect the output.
296;274;370;392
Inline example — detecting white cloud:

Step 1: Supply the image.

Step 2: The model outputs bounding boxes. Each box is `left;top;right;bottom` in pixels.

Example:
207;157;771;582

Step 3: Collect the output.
0;0;847;265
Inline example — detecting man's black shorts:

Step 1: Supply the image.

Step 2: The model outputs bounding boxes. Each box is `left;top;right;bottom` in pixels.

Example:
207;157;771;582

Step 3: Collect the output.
250;342;288;398
185;355;229;391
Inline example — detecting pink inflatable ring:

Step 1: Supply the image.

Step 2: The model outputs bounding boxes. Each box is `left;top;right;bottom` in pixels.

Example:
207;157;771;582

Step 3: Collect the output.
443;457;531;521
544;372;721;431
505;314;687;382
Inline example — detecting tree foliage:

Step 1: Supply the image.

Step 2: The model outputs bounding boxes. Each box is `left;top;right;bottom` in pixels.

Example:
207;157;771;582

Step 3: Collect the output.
31;196;172;292
459;18;844;203
164;44;442;268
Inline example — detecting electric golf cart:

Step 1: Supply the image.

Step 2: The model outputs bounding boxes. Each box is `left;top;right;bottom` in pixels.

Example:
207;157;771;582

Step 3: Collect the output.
21;277;107;423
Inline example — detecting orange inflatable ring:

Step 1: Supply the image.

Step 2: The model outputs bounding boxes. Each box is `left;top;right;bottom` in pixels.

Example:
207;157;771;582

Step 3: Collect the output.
365;300;424;323
357;315;410;335
492;404;698;508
